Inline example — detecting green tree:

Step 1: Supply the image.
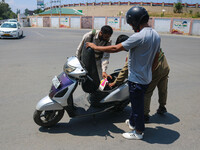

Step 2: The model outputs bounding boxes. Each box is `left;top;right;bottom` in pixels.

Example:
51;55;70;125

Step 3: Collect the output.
24;8;29;16
34;8;44;14
0;2;16;20
174;2;183;13
16;9;20;15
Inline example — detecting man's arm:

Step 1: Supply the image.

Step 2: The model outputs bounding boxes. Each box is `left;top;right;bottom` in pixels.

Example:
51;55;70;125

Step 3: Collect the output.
86;42;126;53
114;59;128;85
109;57;128;87
76;35;86;58
76;32;92;58
101;41;111;78
101;53;109;71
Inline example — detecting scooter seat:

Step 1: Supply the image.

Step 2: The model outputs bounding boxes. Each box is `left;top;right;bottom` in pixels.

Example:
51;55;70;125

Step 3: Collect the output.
80;47;100;93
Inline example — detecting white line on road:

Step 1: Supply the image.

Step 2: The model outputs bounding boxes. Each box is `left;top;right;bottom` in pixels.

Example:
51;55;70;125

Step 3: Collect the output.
32;31;45;37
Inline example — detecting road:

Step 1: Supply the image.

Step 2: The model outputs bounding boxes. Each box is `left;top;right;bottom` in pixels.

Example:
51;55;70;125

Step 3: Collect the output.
0;28;200;150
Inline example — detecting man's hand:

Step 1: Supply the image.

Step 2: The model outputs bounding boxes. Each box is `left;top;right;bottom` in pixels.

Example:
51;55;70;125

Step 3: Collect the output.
86;42;97;49
102;72;112;79
109;82;116;87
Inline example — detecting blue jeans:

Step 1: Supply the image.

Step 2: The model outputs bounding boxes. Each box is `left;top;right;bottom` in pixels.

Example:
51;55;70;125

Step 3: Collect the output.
128;81;148;132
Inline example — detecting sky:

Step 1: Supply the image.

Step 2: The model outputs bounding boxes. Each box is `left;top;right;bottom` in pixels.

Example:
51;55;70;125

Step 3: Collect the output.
5;0;200;14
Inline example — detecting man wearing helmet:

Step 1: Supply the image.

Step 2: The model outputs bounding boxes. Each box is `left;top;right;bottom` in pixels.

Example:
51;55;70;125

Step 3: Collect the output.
86;6;161;140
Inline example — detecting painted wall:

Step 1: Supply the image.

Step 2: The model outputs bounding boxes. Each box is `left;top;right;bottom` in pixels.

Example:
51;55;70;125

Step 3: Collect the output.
70;17;81;29
31;17;37;27
107;17;120;30
192;20;200;36
51;17;59;28
29;16;200;36
171;19;191;34
43;17;51;27
37;17;43;27
121;17;132;31
81;16;93;29
154;18;171;33
60;17;70;28
94;17;106;30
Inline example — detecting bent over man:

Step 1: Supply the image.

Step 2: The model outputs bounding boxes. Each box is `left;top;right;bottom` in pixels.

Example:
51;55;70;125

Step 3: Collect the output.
76;25;113;80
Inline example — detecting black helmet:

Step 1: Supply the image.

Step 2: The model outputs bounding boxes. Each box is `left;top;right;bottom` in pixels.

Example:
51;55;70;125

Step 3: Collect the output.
126;6;149;29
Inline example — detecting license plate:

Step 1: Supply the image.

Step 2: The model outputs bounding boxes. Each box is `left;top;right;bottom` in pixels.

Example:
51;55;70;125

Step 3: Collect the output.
52;76;61;89
3;34;10;36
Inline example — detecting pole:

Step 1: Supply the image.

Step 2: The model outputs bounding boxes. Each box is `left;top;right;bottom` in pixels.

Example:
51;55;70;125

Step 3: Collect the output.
59;0;61;17
51;0;52;17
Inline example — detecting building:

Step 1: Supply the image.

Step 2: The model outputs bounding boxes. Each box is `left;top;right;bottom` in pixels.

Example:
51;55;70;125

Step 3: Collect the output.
38;7;83;16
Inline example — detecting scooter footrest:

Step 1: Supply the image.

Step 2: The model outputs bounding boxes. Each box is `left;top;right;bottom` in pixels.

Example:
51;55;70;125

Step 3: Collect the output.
72;105;114;118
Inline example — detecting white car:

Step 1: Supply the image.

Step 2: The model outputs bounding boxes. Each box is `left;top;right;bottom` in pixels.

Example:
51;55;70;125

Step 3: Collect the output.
0;22;23;39
7;19;18;22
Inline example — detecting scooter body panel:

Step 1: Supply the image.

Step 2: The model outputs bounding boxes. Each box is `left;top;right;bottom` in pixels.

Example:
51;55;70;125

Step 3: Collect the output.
49;72;77;106
36;96;63;111
100;83;129;103
37;72;78;111
52;81;77;106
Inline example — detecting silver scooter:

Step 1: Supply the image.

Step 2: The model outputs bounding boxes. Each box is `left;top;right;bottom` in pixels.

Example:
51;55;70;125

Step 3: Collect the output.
33;55;129;128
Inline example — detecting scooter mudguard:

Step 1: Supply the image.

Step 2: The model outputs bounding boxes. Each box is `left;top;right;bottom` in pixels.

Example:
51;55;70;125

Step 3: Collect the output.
36;96;63;111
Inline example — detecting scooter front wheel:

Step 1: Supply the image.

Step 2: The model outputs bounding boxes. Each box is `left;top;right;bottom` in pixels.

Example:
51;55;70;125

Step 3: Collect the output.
33;109;64;127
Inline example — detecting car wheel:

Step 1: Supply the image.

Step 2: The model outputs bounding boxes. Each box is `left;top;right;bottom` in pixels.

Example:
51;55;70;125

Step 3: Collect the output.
17;33;20;39
21;31;23;38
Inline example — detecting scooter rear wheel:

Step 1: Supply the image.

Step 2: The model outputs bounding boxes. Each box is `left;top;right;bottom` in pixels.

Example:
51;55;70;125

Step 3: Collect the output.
33;109;64;127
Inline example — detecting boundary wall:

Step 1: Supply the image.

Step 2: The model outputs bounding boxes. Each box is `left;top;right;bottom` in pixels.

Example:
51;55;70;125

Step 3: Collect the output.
29;16;200;36
45;2;200;16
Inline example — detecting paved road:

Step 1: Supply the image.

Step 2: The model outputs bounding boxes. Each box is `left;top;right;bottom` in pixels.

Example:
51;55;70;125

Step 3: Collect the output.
0;28;200;150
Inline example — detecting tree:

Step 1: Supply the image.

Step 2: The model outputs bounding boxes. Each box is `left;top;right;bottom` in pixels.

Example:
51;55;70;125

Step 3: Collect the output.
16;9;20;15
174;2;183;13
34;8;44;15
0;2;16;20
24;8;29;16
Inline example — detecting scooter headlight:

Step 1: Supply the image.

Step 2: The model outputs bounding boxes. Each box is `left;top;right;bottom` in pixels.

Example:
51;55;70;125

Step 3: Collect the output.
63;62;76;74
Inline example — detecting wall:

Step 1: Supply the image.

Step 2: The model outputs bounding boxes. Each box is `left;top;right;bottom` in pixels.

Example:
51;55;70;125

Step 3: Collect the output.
57;2;200;17
191;20;200;35
29;16;200;36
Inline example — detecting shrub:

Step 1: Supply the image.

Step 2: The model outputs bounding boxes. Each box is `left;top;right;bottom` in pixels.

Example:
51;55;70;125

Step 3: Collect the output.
174;2;183;13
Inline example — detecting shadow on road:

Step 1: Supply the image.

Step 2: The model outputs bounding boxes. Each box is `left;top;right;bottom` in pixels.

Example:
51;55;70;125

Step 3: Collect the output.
39;106;131;138
143;126;180;144
149;112;180;125
38;107;180;143
0;35;26;40
143;112;180;144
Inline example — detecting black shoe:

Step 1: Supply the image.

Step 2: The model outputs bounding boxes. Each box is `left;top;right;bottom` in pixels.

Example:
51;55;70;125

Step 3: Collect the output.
144;115;150;123
157;106;167;115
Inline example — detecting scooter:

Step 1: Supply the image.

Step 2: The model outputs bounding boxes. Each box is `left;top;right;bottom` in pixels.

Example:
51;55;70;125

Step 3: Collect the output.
33;48;129;128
